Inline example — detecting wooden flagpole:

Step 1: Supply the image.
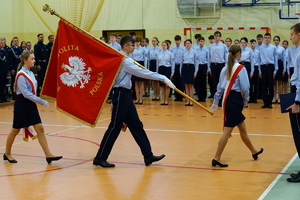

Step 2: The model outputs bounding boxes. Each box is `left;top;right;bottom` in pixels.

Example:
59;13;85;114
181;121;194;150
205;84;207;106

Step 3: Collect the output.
42;4;213;115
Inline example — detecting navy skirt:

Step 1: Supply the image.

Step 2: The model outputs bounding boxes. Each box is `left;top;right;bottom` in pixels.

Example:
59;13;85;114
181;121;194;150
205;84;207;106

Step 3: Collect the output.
158;66;171;86
149;60;157;72
182;64;195;84
132;61;145;81
224;91;245;127
275;60;288;81
13;94;42;129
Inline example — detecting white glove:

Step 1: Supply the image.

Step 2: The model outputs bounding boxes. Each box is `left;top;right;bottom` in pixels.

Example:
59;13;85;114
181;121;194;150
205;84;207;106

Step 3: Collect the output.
163;77;175;89
210;104;218;112
44;101;49;107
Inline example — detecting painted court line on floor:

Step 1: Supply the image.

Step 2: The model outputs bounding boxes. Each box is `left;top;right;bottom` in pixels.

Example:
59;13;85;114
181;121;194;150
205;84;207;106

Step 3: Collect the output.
257;153;298;200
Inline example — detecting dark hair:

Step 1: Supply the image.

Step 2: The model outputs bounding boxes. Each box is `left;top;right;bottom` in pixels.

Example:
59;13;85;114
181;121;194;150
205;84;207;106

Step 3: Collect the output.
165;39;171;45
225;38;232;42
48;35;54;39
264;33;271;37
273;35;280;41
100;36;106;42
110;33;117;37
37;33;43;37
174;35;182;41
120;36;135;48
199;37;205;41
185;39;192;44
234;39;240;43
282;40;289;45
208;35;214;40
256;34;263;39
214;31;222;36
240;37;248;43
117;34;122;38
135;36;142;42
290;23;300;33
129;31;136;36
152;37;159;44
143;38;149;43
162;41;170;49
194;34;201;40
250;39;256;43
227;45;241;80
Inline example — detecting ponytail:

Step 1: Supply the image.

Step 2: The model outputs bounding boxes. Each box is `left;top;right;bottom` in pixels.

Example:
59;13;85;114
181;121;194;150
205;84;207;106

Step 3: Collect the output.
226;52;234;80
226;45;241;80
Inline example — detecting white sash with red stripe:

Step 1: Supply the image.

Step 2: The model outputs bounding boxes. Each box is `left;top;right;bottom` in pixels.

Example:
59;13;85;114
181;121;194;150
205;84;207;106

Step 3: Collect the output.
15;70;38;142
221;63;244;126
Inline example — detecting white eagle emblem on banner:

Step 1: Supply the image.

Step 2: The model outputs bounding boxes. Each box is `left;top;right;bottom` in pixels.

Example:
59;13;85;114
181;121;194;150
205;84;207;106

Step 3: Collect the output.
60;56;92;88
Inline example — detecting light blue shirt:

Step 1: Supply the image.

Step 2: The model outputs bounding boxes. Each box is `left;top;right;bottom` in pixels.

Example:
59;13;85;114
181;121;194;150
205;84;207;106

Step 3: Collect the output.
275;45;287;72
16;67;47;105
213;61;250;105
192;43;199;50
290;46;300;87
156;50;175;76
208;42;228;68
180;48;198;75
110;42;121;51
252;48;259;67
294;46;300;101
131;46;147;68
258;43;278;74
195;45;209;71
240;46;254;75
147;46;162;67
287;45;297;75
170;45;185;65
114;51;165;89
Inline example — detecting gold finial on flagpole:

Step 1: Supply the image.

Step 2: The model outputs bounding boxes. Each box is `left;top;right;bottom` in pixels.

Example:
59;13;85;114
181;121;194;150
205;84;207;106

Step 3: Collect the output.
43;4;57;16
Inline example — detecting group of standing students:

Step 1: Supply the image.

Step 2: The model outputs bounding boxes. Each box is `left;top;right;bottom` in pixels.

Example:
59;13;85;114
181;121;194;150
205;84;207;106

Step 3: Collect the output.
4;25;300;185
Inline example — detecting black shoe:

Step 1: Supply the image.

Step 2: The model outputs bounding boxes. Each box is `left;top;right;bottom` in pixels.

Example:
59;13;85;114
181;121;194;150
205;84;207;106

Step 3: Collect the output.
46;156;63;164
290;171;299;178
268;105;273;109
287;172;300;182
272;100;278;104
208;95;213;99
261;104;268;108
139;101;143;105
160;103;165;105
3;154;17;163
185;103;190;106
252;148;264;160
144;154;165;166
93;158;115;168
212;159;228;167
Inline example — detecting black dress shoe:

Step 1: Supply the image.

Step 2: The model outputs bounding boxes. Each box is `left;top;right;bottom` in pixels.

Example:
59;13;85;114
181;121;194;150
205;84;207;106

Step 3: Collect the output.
252;148;264;160
290;171;299;178
46;156;63;164
3;154;17;163
261;104;268;108
212;159;228;167
139;101;143;105
144;154;165;166
272;100;278;104
185;103;190;106
287;172;300;182
93;158;115;168
268;105;273;109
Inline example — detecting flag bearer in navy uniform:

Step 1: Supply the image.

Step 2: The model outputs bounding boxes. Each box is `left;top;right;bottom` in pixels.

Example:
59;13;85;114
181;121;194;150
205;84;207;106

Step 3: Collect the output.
93;36;175;168
34;34;49;96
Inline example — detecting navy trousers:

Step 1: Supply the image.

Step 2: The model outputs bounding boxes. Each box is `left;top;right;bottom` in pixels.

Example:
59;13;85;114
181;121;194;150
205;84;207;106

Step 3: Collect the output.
95;88;153;161
173;64;183;99
261;64;275;106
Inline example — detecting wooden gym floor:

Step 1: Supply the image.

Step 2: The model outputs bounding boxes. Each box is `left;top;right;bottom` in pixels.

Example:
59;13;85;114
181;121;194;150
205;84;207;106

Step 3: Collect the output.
0;96;298;200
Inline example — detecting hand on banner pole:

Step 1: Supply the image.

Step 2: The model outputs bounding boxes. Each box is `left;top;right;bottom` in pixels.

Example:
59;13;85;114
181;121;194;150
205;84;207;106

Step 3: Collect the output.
44;101;50;107
210;104;218;112
163;76;175;89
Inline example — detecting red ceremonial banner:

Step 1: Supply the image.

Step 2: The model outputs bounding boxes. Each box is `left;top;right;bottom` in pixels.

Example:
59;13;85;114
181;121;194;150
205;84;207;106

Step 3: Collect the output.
42;19;125;127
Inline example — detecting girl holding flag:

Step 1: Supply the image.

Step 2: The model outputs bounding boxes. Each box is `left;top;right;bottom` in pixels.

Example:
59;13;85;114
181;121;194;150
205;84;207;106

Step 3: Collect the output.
3;51;62;164
210;45;263;167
